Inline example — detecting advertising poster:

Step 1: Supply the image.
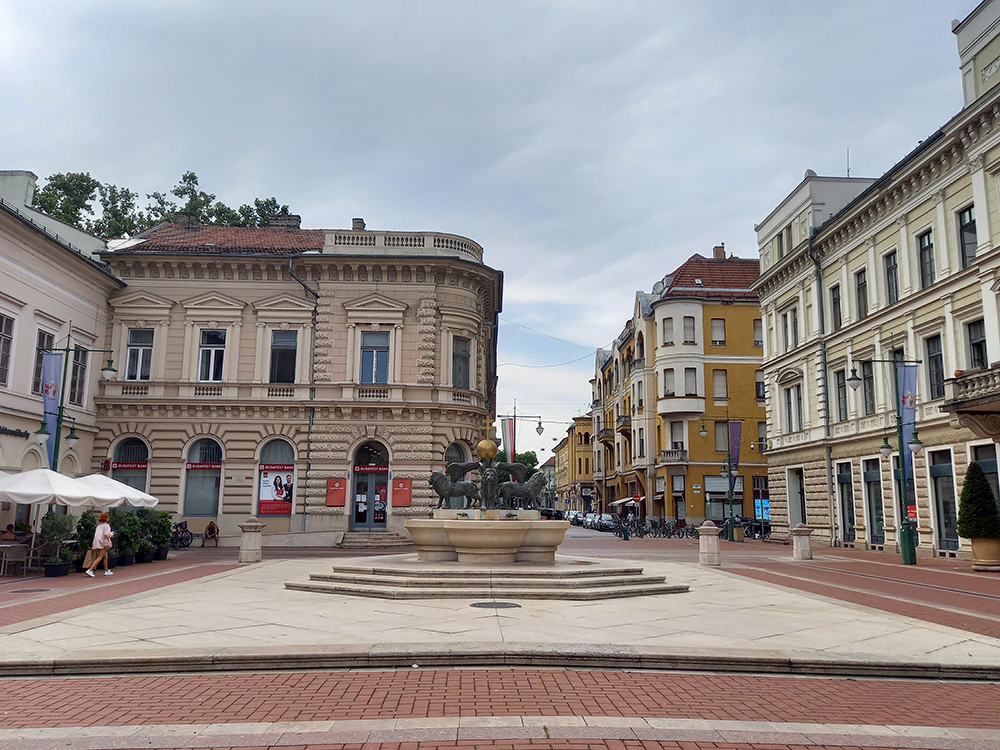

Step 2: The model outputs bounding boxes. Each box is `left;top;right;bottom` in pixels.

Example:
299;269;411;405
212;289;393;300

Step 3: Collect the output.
259;463;294;516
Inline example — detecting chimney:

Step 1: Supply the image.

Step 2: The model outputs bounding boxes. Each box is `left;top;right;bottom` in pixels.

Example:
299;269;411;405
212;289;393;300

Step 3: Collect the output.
175;211;198;229
268;214;301;229
352;217;366;231
0;170;38;207
713;243;726;259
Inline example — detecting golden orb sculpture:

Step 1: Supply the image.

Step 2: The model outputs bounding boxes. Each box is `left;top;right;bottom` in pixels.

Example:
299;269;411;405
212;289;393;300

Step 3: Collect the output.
476;438;499;460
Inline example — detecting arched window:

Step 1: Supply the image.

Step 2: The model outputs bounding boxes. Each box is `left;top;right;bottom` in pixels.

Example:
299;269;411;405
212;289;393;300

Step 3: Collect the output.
185;438;222;516
445;443;466;465
113;438;149;492
259;439;295;516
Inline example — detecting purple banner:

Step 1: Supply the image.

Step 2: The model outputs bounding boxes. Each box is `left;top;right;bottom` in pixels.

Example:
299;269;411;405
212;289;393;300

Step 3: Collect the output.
42;352;62;469
896;363;918;485
729;421;742;493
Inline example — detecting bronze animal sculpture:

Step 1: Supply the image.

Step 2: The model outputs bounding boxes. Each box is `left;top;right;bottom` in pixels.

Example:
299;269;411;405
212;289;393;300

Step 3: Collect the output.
498;471;548;510
428;470;482;509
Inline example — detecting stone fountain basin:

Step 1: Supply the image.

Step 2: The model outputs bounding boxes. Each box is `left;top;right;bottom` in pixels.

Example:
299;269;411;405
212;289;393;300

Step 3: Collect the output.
404;518;570;565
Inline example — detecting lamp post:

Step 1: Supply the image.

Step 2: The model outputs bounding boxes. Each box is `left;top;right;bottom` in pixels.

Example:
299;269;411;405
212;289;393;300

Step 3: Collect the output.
847;354;923;565
699;412;745;540
34;331;116;472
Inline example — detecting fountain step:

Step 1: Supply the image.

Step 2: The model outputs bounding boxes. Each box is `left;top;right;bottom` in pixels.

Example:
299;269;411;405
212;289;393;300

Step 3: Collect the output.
308;572;666;589
284;579;688;600
338;532;414;549
326;564;647;579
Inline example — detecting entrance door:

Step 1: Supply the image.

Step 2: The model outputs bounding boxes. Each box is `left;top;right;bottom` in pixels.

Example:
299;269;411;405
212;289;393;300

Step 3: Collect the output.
930;450;958;551
350;441;389;531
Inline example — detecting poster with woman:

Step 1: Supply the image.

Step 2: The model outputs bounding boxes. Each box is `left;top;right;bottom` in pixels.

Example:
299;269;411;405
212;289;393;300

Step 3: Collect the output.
259;463;294;515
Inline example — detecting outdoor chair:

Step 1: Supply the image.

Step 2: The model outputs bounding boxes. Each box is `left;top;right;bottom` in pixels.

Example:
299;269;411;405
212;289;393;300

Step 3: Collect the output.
0;543;28;576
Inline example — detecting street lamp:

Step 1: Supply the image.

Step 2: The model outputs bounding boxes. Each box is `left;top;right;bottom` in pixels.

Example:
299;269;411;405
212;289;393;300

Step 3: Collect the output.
699;412;745;539
847;354;923;565
34;330;117;471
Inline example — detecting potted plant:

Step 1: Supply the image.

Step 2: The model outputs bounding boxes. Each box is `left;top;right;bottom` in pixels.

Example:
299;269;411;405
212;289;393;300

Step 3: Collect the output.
40;511;76;577
74;511;99;573
957;462;1000;572
152;511;172;560
134;539;155;563
109;507;141;566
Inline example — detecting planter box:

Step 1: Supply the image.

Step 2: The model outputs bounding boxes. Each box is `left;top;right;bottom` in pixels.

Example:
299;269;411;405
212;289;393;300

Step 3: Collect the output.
43;562;71;577
116;552;135;566
153;547;169;561
134;550;155;564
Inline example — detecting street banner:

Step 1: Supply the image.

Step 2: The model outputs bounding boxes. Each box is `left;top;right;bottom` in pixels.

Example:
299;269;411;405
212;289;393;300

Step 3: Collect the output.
896;363;918;486
41;352;61;468
728;420;742;493
500;417;515;458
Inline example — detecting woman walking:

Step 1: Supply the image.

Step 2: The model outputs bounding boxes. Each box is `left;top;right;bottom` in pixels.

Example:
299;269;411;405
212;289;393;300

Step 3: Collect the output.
86;512;114;577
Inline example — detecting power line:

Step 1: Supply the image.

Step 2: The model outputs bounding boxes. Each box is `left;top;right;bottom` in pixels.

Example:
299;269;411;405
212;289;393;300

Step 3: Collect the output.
497;352;593;368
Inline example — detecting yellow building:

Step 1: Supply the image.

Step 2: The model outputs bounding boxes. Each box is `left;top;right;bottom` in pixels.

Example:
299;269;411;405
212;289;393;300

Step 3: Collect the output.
554;416;595;513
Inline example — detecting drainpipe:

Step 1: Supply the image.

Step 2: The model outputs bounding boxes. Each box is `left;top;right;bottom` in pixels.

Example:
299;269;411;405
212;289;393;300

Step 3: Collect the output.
288;257;320;531
807;232;836;547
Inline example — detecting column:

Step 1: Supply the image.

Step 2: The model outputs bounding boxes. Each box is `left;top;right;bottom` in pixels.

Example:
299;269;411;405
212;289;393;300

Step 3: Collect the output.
970;154;992;256
897;217;912;295
934;191;951;276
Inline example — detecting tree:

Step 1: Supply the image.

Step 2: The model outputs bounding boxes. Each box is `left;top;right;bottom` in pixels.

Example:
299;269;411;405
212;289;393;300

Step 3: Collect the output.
31;172;100;227
32;171;293;236
494;449;539;483
957;462;1000;539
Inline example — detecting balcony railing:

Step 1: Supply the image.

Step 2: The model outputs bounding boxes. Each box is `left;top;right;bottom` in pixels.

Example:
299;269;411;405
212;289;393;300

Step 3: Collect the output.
598;428;615;442
616;415;631;430
660;449;688;463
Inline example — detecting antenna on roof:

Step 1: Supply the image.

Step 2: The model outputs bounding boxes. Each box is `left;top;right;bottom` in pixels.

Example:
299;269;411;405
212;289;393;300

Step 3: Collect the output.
847;148;851;178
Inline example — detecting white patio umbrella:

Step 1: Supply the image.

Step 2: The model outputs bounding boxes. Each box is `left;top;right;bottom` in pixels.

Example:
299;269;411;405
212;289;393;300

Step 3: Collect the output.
0;469;96;507
74;474;158;508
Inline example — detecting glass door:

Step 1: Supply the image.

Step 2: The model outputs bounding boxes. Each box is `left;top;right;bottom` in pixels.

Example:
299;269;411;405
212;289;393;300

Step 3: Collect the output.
930;450;958;551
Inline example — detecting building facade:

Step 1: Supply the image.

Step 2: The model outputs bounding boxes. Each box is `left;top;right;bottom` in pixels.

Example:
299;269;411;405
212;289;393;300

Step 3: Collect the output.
752;3;1000;555
96;215;502;537
593;246;765;525
0;172;124;530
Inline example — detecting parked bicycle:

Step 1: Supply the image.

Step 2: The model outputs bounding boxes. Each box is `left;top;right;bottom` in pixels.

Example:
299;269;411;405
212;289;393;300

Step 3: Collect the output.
170;520;193;549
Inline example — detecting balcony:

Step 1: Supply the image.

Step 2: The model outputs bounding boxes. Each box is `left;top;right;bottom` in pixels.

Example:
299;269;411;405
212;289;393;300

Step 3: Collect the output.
659;449;688;464
942;365;1000;439
657;394;705;416
616;415;632;433
597;428;615;443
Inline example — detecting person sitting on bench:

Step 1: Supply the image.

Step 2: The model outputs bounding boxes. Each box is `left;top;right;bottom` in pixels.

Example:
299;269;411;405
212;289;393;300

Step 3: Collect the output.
202;520;220;547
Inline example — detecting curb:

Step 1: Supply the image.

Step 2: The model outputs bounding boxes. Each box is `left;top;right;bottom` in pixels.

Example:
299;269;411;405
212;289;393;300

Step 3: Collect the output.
4;643;999;680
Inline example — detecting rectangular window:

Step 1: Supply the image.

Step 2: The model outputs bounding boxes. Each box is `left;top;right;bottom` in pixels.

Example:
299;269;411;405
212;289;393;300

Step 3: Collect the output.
884;251;899;304
714;421;728;452
663;368;674;396
68;347;88;406
775;231;783;259
969;319;987;369
972;444;999;513
31;329;55;394
781;313;789;352
682;316;695;344
638;428;644;457
670;421;684;450
662;318;673;345
835;369;847;421
684;367;697;396
198;329;226;382
712;369;728;399
753;319;762;347
269;330;297;384
830;285;842;331
453;336;471;390
855;268;868;320
711;318;725;346
959;206;976;269
755;370;765;400
862;361;875;416
784;384;803;432
0;314;12;387
790;308;799;347
926;335;944;399
919;230;935;288
126;328;153;381
360;331;390;384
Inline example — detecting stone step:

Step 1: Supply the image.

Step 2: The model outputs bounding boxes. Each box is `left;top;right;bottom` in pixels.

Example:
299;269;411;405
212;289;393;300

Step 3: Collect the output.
338;532;414;549
284;579;688;600
327;563;646;579
308;572;666;589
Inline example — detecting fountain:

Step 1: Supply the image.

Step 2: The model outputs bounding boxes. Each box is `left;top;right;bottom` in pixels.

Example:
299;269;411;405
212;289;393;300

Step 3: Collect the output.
405;434;570;564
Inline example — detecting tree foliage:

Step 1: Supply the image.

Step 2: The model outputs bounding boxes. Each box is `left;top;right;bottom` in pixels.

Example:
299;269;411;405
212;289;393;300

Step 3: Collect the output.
31;171;292;237
957;462;1000;540
494;449;539;483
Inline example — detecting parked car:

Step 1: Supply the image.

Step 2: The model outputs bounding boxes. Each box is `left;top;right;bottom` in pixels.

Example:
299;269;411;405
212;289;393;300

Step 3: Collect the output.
596;513;618;532
540;508;564;520
583;513;597;529
569;510;584;525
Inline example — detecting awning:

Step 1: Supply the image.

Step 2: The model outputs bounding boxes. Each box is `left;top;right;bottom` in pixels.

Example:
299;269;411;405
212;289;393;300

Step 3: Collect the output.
609;498;630;506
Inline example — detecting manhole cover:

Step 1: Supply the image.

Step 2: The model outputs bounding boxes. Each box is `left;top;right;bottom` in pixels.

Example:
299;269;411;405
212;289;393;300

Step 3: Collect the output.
10;589;48;593
470;601;521;609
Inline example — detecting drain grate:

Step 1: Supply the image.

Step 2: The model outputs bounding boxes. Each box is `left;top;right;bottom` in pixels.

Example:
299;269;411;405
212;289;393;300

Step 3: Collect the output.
10;589;49;593
470;601;521;609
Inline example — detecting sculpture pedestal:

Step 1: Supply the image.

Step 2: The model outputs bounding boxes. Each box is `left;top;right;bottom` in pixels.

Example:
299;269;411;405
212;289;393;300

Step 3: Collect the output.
405;518;569;565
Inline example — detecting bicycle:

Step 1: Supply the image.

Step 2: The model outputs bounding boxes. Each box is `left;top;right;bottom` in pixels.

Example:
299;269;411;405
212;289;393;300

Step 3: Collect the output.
169;520;193;549
684;525;700;539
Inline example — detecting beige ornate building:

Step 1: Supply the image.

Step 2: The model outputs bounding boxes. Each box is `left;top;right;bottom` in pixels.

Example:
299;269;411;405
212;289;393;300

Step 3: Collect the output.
97;215;502;537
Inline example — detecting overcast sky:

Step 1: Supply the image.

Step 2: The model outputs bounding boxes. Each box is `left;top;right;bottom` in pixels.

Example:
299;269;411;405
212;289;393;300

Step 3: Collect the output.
0;0;982;463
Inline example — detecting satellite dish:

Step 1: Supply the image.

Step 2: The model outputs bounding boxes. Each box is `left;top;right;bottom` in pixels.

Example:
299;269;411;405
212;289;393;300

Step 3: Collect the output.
652;281;664;294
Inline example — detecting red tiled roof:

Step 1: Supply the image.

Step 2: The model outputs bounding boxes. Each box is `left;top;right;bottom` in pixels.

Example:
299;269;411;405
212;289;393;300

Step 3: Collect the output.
126;222;325;255
663;254;760;301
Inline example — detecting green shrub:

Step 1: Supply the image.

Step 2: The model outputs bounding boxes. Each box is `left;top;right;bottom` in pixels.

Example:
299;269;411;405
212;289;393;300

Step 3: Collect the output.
957;462;1000;540
75;511;99;560
40;511;76;564
108;507;142;554
153;511;173;547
